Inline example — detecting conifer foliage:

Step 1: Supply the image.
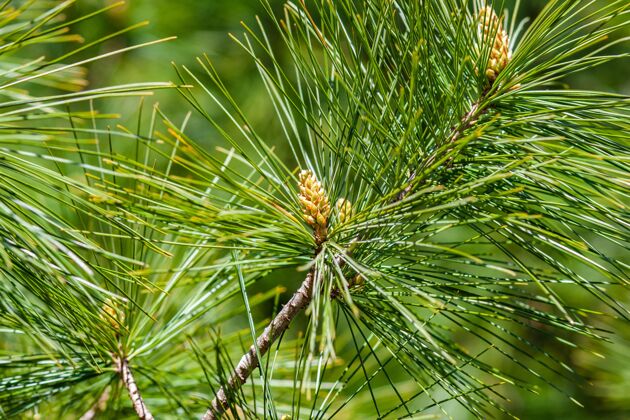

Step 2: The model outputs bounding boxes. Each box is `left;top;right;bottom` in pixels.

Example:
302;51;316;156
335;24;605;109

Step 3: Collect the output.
1;0;629;419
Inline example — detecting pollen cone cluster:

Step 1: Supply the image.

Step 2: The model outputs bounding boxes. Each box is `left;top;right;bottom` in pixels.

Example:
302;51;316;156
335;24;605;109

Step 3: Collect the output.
298;170;330;244
336;198;353;224
479;6;511;82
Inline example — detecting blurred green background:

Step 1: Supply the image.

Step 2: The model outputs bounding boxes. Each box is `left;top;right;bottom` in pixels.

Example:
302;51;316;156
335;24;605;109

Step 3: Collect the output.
51;1;630;418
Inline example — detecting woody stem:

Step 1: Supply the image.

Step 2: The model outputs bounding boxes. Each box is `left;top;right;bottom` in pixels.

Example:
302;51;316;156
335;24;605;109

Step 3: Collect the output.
203;268;316;420
115;356;154;420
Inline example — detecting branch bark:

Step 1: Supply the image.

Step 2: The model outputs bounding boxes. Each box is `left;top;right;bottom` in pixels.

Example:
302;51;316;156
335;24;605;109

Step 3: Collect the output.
115;356;154;420
203;269;315;420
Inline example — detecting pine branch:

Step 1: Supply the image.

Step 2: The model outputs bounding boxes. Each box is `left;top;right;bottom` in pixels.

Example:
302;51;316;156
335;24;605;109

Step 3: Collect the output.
205;76;495;417
115;357;154;420
4;1;628;417
204;268;316;420
399;89;491;203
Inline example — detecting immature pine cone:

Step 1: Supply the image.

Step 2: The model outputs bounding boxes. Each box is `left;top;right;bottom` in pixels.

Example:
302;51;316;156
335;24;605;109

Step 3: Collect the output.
298;170;330;244
336;198;353;224
101;299;125;333
479;6;511;82
349;273;365;292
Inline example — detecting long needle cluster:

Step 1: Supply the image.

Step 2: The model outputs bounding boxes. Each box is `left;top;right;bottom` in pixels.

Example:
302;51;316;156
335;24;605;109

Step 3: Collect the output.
298;170;331;244
479;6;512;82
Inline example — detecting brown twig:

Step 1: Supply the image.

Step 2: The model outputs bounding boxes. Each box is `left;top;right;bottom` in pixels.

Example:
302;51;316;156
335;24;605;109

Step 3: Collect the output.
115;356;154;420
203;269;316;420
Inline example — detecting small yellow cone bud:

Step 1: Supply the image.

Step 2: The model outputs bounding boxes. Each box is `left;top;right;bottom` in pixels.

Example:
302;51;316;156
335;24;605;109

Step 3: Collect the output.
336;198;354;224
478;6;512;82
349;274;365;292
100;299;125;333
298;170;330;244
